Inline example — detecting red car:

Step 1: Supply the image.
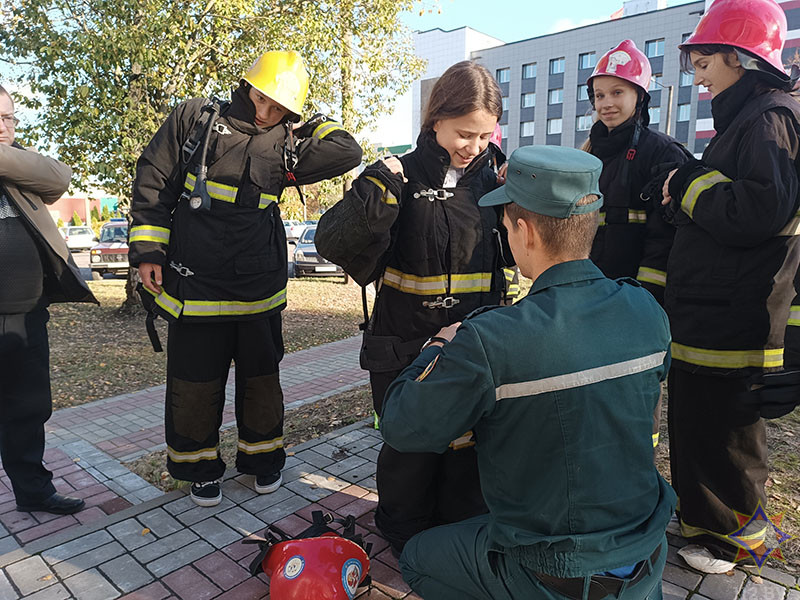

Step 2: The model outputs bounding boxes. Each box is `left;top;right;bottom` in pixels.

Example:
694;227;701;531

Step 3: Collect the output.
90;219;129;279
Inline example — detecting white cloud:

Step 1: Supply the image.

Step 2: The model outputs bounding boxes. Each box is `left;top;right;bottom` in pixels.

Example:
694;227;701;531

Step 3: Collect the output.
548;16;604;33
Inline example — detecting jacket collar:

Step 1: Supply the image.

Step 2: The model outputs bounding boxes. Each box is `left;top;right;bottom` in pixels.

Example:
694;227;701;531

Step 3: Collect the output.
225;85;286;136
411;130;491;188
528;259;606;296
711;72;762;134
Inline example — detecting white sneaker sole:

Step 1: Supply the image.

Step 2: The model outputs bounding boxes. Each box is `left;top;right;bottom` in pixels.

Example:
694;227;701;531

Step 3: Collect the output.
255;473;282;494
190;491;222;507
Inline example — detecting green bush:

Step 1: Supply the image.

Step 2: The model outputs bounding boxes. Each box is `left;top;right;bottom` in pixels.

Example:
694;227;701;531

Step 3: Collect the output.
101;205;110;220
56;217;64;227
70;210;82;226
91;206;100;221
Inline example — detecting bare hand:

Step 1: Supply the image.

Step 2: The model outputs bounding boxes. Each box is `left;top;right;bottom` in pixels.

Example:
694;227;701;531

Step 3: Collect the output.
662;169;678;205
382;156;408;182
497;162;508;184
138;263;163;294
436;322;461;343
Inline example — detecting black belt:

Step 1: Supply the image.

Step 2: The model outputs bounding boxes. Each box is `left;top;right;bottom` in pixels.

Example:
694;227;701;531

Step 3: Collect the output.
534;543;661;600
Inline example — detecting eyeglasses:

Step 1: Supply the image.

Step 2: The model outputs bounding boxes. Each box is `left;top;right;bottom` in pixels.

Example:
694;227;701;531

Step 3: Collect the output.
0;115;19;127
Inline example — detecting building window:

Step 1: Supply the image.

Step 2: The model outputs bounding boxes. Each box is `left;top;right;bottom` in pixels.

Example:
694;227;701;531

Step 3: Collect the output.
521;92;536;108
502;96;509;111
677;104;691;122
649;107;661;124
577;84;590;101
522;63;537;79
521;121;535;137
550;57;565;75
645;38;665;58
579;52;597;70
680;71;694;87
548;88;563;105
576;115;593;131
682;32;692;43
500;124;508;138
496;68;510;84
547;118;563;135
648;73;663;91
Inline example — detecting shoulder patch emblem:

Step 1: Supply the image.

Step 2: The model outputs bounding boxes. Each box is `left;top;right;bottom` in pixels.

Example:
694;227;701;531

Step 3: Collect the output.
415;354;440;382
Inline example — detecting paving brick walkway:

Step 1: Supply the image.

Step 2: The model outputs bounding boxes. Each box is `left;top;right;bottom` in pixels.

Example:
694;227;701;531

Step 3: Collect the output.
1;336;798;599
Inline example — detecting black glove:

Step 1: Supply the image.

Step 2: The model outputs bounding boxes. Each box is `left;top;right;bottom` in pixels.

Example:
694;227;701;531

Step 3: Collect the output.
293;113;328;139
740;370;800;419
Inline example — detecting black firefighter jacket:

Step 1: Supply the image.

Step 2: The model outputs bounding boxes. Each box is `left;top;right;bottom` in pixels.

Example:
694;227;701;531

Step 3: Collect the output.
0;142;96;306
666;73;800;376
588;119;690;305
129;87;362;323
316;131;514;373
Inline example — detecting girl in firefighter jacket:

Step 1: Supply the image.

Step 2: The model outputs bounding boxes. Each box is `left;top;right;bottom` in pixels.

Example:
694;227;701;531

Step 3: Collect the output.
661;0;800;570
315;61;513;554
584;39;690;305
129;51;362;507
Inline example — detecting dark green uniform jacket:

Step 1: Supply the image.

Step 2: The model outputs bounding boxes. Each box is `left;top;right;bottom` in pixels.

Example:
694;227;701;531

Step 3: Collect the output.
129;87;362;322
666;73;800;376
381;260;676;577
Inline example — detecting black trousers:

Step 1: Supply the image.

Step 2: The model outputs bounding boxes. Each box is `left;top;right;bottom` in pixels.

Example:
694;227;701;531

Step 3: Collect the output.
165;315;286;482
371;370;487;551
0;309;57;505
668;368;768;548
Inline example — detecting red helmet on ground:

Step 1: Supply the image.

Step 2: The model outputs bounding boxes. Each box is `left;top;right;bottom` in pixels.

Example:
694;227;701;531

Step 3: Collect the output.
588;39;652;95
680;0;787;77
262;534;370;600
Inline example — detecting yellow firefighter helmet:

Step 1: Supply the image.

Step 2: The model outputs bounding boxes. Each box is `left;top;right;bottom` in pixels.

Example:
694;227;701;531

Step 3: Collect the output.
243;51;309;119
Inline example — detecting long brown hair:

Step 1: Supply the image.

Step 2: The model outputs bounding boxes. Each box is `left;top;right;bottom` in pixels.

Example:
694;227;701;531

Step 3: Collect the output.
421;61;502;133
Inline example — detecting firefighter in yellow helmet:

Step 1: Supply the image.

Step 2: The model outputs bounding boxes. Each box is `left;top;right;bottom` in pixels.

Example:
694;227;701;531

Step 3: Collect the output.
129;51;362;507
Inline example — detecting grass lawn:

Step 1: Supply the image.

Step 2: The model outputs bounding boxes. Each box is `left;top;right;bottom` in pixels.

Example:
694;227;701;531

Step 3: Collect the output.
48;277;365;410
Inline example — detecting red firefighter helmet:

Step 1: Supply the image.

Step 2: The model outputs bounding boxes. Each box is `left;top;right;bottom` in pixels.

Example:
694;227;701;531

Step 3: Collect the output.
588;39;652;94
490;123;503;149
680;0;787;77
262;534;370;600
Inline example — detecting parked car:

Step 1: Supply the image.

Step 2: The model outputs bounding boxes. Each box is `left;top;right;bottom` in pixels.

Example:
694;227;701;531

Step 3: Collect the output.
89;219;129;279
293;226;348;283
283;219;305;242
58;226;97;251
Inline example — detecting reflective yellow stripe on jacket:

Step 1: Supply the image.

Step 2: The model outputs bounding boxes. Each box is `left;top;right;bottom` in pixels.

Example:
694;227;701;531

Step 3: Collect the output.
313;120;344;140
672;342;783;369
637;266;667;288
129;225;170;244
597;209;647;227
182;288;287;317
144;286;184;319
365;176;398;205
383;267;492;296
681;170;731;219
788;305;800;327
184;173;277;209
503;267;520;297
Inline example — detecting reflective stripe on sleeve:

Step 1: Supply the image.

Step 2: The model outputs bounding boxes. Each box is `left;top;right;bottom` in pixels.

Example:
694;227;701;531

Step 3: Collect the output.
598;212;606;227
671;342;783;369
143;286;184;319
182;288;287;317
364;176;398;205
788;305;800;326
237;437;284;455
167;445;218;463
495;351;667;401
382;267;491;296
637;266;667;288
681;170;731;219
652;433;659;448
129;225;170;244
312;120;344;140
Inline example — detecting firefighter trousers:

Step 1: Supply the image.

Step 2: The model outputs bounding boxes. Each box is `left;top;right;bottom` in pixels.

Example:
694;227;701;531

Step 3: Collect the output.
165;315;286;483
371;370;488;552
667;368;768;551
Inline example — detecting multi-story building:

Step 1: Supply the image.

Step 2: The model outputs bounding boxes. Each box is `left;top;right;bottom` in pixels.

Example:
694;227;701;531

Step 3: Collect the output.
411;0;800;157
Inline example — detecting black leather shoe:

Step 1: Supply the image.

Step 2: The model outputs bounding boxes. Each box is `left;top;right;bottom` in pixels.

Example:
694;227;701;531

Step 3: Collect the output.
16;493;86;515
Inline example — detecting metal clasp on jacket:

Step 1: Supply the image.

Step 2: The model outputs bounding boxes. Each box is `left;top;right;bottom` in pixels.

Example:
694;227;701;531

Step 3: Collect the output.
169;261;195;277
414;188;454;202
423;296;460;309
213;123;231;135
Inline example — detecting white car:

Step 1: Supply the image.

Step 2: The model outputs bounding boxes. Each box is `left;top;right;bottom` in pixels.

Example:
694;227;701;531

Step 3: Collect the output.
58;226;97;251
282;219;305;241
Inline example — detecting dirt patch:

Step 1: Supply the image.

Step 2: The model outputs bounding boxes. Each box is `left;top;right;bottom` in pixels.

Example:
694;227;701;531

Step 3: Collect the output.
48;278;365;410
124;385;373;492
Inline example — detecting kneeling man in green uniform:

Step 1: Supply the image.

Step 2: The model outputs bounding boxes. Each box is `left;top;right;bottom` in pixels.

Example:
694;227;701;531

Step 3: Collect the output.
381;145;676;600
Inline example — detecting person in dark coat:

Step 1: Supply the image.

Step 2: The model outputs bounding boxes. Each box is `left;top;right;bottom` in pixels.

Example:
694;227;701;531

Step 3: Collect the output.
0;84;97;515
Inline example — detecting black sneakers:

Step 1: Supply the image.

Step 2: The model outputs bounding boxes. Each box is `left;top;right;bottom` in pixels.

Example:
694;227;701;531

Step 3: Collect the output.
255;472;282;494
190;481;222;507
